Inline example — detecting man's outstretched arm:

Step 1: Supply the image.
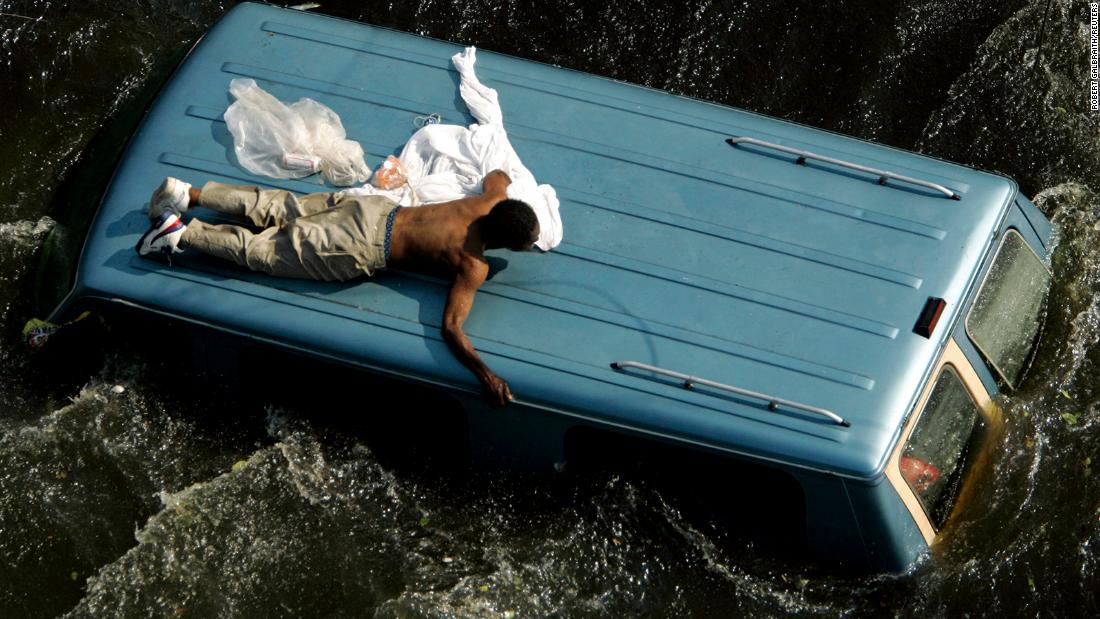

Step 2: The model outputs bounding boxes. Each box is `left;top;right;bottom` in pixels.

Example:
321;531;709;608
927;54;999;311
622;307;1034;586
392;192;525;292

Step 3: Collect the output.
441;255;513;406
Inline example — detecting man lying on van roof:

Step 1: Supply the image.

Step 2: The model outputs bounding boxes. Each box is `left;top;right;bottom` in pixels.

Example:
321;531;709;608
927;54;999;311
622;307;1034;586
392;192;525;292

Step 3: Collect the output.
135;170;538;407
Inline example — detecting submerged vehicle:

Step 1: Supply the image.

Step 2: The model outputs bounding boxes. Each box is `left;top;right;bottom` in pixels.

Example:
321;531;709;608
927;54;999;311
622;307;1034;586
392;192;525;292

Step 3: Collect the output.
32;2;1053;572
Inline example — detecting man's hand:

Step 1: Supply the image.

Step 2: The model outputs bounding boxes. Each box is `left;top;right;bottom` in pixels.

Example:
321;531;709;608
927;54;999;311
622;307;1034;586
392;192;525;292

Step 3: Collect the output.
482;169;511;196
481;371;514;407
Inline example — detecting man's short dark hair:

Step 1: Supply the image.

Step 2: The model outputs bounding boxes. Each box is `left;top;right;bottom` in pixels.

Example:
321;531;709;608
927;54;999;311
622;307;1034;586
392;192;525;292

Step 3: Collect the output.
482;199;538;250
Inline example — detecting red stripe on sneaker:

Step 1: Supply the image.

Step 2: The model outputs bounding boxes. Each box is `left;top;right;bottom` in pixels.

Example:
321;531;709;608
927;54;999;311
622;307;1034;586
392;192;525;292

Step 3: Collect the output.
151;220;183;243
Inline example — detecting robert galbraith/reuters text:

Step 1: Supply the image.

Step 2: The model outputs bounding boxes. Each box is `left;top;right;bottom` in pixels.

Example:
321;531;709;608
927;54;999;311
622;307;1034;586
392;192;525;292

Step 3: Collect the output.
1092;3;1099;111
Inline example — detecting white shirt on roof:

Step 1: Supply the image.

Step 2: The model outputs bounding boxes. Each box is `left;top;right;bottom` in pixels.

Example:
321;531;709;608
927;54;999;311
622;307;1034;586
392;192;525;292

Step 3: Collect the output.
346;47;564;251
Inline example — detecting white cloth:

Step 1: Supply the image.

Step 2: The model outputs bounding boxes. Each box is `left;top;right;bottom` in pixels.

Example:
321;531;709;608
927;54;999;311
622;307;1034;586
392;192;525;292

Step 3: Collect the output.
347;47;563;251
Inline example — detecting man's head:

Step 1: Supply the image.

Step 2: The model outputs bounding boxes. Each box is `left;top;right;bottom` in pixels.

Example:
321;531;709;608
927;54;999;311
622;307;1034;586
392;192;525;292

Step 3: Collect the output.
481;199;539;251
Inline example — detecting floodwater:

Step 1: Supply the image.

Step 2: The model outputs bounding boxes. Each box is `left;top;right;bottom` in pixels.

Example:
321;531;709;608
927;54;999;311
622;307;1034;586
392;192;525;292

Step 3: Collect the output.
1;0;1098;616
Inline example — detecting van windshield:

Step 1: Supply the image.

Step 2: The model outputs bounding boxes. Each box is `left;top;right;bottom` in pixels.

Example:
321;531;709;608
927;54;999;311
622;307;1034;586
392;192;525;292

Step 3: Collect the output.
966;230;1051;388
901;366;985;529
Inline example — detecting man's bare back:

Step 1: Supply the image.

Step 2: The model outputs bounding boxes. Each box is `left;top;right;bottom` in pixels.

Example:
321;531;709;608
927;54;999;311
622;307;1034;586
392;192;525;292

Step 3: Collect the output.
388;171;523;269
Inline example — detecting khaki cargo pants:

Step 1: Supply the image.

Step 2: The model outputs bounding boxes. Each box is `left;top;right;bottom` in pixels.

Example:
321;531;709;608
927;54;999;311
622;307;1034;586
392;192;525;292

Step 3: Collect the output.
181;182;399;281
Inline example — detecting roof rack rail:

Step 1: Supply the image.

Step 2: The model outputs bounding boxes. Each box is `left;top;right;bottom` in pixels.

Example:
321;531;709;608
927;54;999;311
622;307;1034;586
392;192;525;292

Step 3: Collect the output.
726;136;961;200
610;360;851;427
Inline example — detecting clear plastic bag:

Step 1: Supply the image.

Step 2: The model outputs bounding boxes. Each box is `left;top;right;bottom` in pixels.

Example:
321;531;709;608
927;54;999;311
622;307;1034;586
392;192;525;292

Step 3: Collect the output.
370;155;408;190
223;78;370;186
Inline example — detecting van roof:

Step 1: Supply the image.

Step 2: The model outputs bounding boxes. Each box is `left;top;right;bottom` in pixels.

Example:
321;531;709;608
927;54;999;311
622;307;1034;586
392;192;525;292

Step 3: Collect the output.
76;2;1014;480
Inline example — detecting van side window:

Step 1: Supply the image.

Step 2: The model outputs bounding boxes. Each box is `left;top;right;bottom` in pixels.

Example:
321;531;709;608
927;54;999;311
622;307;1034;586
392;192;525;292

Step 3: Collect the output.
901;366;985;529
966;229;1051;388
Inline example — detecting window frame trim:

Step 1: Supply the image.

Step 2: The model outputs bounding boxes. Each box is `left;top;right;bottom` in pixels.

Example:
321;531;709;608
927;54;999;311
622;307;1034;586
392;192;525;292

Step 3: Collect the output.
885;339;994;545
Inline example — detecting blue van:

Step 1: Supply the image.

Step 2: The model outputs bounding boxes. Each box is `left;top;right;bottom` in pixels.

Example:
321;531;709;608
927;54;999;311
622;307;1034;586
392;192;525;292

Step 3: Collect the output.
32;2;1053;572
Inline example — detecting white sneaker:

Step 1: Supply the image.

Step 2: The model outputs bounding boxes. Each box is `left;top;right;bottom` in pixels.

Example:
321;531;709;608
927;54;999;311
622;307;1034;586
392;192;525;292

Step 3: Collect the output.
147;177;191;220
136;212;186;258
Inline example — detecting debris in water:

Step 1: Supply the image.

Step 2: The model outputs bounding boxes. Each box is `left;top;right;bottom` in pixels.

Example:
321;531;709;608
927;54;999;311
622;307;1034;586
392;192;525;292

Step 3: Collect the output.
289;3;321;10
418;515;430;526
111;385;125;394
22;310;93;350
231;460;248;472
1061;413;1079;426
70;571;79;581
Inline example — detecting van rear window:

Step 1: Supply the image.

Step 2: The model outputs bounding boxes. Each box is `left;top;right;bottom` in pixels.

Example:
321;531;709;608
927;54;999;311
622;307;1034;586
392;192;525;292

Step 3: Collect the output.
966;230;1051;388
901;366;985;529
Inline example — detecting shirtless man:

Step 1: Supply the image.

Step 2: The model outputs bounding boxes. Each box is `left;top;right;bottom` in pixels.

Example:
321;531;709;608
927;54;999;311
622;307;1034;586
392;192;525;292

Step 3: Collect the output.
135;170;538;406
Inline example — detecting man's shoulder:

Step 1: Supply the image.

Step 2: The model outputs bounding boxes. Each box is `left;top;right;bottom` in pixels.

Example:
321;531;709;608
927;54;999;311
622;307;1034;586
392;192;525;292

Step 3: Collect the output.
457;249;489;275
427;194;494;219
